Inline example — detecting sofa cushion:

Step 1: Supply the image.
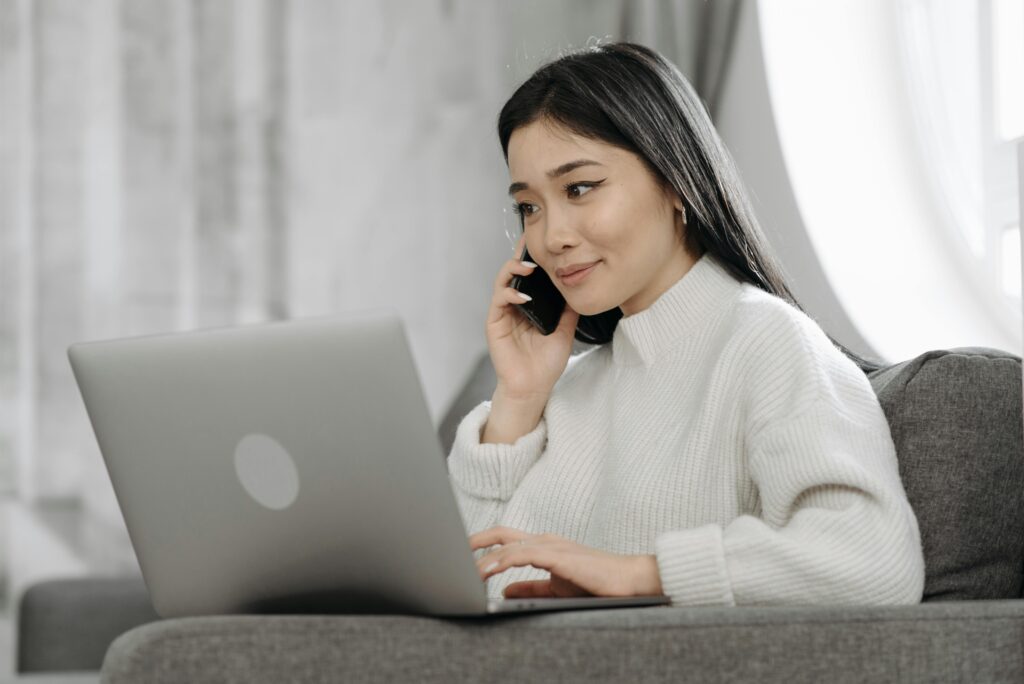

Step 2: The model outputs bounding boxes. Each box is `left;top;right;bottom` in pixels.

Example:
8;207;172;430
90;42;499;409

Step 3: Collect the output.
868;347;1024;600
100;601;1024;684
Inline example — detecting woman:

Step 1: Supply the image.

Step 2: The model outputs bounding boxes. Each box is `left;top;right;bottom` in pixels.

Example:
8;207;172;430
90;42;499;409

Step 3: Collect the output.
447;41;925;606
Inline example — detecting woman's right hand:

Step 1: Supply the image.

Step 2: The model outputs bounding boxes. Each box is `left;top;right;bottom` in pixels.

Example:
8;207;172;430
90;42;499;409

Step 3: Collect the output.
486;234;580;402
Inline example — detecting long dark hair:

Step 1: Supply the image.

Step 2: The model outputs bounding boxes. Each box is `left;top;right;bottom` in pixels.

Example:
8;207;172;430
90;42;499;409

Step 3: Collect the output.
497;41;888;374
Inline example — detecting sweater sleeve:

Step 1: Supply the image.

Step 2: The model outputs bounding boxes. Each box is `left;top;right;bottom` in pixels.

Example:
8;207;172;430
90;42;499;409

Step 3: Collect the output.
653;395;926;607
446;399;548;536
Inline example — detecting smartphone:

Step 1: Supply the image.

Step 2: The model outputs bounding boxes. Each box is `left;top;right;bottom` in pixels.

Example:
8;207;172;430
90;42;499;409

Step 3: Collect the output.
509;244;566;335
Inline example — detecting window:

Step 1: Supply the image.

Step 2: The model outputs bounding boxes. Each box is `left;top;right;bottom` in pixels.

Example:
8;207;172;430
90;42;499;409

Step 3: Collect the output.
896;0;1024;304
758;0;1020;361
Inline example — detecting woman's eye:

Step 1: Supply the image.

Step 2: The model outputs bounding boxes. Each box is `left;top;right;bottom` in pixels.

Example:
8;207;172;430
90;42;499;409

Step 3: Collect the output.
511;202;535;217
510;180;603;219
565;181;598;199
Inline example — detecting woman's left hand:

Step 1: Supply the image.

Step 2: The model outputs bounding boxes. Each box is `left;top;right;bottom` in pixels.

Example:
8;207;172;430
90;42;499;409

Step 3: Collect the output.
469;526;664;599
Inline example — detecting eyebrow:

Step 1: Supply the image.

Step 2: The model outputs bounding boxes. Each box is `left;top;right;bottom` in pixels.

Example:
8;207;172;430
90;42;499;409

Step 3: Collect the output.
507;159;604;196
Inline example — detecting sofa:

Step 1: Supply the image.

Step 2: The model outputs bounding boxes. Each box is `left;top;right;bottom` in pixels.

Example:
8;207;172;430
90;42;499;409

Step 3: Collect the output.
17;345;1024;682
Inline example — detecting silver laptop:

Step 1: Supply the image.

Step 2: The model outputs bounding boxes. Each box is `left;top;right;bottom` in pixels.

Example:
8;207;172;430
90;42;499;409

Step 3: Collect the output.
68;309;670;618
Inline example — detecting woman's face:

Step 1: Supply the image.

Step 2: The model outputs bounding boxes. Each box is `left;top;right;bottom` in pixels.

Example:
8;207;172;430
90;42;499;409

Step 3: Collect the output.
507;119;697;317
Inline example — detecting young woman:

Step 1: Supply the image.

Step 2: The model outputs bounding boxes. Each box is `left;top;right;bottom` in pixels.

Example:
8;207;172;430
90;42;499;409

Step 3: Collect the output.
447;41;925;606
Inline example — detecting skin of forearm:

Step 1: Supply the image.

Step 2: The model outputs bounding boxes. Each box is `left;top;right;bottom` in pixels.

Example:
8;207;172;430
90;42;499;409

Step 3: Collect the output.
480;386;548;445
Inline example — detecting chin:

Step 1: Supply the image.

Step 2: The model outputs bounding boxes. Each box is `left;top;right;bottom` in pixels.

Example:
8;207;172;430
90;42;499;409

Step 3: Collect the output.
566;297;612;318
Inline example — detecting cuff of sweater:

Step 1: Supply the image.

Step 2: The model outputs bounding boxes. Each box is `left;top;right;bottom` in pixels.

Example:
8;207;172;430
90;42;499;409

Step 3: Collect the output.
446;400;547;502
654;524;736;607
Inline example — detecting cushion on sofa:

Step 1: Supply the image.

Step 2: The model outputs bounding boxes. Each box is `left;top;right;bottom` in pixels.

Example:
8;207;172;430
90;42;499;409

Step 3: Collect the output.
868;346;1024;600
100;600;1024;684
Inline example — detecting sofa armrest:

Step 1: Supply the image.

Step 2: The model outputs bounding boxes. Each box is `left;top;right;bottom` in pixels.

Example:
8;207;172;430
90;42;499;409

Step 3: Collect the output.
101;601;1024;683
18;576;159;674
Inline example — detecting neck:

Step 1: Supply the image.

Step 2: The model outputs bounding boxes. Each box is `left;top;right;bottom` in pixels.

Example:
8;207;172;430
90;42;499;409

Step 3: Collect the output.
620;246;700;317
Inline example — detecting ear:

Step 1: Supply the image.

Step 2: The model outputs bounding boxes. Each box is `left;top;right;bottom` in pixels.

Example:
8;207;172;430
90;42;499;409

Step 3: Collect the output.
659;177;687;220
662;182;684;213
670;194;687;225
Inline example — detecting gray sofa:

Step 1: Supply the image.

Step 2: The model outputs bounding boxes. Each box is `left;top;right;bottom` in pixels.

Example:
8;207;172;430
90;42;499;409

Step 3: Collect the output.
17;346;1024;682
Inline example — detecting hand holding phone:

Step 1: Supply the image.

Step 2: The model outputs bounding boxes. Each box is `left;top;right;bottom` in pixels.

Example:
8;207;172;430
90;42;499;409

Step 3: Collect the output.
509;244;566;335
485;235;580;401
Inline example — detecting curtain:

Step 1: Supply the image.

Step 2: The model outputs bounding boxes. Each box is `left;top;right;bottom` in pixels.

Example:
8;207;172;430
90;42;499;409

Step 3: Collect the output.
620;0;744;121
0;0;516;525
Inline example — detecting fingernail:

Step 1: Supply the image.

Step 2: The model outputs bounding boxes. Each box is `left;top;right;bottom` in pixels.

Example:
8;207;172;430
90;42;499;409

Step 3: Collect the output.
483;561;499;573
516;292;532;301
521;261;537;268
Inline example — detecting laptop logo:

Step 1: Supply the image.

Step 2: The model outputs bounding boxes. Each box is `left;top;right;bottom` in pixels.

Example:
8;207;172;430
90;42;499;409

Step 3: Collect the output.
233;433;301;510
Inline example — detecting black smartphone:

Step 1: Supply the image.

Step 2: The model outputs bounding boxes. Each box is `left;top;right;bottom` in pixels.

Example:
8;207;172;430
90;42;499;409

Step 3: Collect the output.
509;244;566;335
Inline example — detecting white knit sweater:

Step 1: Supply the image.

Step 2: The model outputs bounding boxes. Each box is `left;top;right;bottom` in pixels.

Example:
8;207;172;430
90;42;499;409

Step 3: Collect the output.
447;252;925;606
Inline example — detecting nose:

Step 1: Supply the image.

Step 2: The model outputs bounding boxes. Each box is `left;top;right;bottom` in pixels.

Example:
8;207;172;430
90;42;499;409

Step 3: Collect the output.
542;204;582;255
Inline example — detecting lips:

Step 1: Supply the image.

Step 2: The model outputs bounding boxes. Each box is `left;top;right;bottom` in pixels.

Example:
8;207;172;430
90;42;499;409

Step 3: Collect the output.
558;261;599;286
555;260;601;278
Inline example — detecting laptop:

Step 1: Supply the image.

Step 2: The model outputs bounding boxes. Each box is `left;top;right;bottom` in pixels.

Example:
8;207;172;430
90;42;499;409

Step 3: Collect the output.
68;309;671;618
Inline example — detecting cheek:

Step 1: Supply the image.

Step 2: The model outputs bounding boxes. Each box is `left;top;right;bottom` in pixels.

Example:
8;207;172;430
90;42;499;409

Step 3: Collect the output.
588;199;635;245
587;224;629;262
580;215;619;249
523;236;554;275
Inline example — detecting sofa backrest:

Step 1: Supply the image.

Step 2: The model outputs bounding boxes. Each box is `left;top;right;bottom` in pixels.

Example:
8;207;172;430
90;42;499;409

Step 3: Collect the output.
868;346;1024;600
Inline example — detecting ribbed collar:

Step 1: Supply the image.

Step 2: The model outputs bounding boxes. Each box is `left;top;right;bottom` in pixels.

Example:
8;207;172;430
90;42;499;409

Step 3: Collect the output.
612;252;743;367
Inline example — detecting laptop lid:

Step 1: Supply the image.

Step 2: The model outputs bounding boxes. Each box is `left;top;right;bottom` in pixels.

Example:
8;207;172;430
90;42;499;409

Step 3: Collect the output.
69;310;492;617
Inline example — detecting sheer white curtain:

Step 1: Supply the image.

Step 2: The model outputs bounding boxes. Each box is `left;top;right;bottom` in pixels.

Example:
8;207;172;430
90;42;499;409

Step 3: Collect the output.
895;0;987;259
896;0;1024;342
0;0;293;517
0;0;520;525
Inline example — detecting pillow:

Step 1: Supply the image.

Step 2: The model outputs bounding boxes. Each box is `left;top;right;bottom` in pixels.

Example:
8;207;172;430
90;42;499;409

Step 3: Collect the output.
869;347;1024;600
